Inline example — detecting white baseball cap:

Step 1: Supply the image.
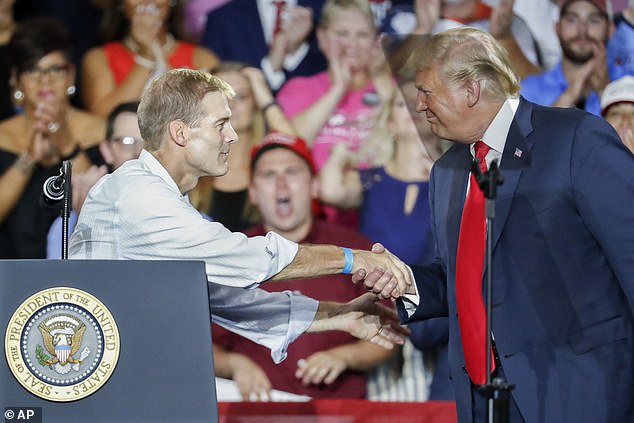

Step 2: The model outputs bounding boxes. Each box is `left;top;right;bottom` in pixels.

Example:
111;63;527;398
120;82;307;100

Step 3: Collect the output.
601;75;634;116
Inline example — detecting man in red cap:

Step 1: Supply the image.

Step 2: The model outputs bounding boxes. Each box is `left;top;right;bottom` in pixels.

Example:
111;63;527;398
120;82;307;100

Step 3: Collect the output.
212;132;395;400
521;0;613;116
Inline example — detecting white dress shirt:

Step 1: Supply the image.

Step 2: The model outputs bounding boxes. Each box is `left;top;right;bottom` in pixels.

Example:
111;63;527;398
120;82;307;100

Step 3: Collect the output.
69;150;317;363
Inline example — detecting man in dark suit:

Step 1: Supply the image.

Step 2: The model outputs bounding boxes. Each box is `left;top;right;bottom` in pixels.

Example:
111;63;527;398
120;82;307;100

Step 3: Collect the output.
358;27;634;422
201;0;327;91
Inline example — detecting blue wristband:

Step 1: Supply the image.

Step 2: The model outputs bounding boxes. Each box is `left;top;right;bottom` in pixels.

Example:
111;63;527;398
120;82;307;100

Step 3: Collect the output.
342;247;354;274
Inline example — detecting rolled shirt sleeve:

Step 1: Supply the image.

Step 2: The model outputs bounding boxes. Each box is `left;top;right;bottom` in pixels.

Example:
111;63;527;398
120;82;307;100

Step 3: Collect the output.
209;282;318;363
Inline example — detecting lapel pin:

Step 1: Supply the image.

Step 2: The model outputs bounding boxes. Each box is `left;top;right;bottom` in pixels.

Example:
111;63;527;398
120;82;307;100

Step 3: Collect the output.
514;148;523;158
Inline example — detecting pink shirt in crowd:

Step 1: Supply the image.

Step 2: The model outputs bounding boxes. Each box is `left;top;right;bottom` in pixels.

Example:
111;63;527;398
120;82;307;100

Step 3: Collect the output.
276;71;381;170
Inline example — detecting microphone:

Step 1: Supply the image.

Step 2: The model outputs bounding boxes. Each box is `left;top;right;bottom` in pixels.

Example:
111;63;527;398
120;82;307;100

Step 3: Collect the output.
41;170;66;209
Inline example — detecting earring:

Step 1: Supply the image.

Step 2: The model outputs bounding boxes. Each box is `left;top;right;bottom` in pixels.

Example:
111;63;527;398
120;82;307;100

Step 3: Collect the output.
67;85;76;96
13;90;24;101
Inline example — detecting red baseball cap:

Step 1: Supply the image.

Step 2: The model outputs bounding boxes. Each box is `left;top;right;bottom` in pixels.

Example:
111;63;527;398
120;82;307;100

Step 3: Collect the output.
250;132;317;175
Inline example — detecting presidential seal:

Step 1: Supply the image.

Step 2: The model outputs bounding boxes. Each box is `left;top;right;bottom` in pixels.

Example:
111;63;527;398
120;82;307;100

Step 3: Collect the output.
5;287;120;402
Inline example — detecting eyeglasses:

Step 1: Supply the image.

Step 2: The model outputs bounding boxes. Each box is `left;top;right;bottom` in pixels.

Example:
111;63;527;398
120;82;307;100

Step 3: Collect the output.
109;136;143;146
21;64;70;81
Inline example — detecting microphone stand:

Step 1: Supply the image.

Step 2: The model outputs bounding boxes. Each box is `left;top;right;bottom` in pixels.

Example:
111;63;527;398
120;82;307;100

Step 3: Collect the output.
472;158;514;423
60;160;72;259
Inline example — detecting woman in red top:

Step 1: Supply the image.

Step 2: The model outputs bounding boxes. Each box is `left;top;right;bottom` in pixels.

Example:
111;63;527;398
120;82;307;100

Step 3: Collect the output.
81;0;219;117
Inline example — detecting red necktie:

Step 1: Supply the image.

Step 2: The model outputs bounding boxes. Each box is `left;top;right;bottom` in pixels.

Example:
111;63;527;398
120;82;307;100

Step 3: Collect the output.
272;0;286;37
455;141;496;385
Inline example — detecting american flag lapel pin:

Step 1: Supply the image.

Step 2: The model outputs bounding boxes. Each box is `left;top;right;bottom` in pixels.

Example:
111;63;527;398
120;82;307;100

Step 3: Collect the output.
514;148;523;158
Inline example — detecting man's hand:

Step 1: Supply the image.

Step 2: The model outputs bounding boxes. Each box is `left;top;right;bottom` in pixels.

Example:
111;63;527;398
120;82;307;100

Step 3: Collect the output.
227;353;272;401
489;0;514;40
280;6;313;54
308;293;410;349
295;352;346;386
352;243;413;299
413;0;441;34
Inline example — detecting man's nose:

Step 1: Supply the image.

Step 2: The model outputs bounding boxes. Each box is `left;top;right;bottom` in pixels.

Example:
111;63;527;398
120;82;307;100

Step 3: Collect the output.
415;92;428;113
225;124;238;144
275;174;289;189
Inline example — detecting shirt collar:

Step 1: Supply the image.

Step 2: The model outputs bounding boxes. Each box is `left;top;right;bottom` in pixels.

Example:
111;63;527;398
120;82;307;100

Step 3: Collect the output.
476;97;520;156
138;149;183;197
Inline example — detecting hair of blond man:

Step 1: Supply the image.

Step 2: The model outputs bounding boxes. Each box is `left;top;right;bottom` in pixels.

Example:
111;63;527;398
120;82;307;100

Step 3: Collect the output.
138;69;235;151
318;0;376;30
411;27;520;101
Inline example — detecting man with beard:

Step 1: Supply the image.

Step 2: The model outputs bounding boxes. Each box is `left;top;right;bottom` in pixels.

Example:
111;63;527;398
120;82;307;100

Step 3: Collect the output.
520;0;611;116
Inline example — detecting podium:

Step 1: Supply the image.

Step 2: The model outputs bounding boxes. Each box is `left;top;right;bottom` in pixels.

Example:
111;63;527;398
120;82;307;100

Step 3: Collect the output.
0;260;218;422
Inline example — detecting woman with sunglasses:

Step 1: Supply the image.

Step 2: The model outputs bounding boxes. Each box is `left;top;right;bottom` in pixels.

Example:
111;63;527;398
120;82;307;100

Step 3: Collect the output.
0;17;104;259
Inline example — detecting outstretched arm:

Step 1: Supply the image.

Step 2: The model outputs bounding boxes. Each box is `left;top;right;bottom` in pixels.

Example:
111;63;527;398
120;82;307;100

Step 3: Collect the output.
270;243;414;299
307;293;410;350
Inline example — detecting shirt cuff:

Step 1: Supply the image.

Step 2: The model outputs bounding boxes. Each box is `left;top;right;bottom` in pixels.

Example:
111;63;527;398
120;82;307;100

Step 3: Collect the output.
283;42;309;71
261;56;286;91
401;267;420;318
270;292;319;363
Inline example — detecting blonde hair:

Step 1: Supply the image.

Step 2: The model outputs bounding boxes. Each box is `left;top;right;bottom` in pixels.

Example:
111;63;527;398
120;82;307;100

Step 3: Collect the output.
319;0;376;30
138;69;235;151
408;27;519;101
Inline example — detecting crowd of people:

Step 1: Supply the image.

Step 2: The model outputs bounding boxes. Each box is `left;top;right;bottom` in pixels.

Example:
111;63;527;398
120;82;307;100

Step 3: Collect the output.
1;0;633;419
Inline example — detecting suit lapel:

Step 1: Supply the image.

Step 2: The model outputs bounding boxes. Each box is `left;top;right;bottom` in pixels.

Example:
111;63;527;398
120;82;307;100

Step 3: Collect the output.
446;145;472;271
490;98;534;251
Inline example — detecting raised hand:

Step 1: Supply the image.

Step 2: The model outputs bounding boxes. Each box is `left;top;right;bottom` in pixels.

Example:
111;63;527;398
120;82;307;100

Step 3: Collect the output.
129;2;163;59
30;96;71;165
588;42;610;94
241;66;274;108
413;0;441;34
280;5;314;54
489;0;514;39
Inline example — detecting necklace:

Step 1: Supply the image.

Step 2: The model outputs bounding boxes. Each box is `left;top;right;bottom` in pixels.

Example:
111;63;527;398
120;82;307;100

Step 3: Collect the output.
123;33;175;58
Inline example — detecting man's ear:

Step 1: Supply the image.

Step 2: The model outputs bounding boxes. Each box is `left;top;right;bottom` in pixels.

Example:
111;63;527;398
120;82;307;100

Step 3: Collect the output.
168;120;187;147
466;79;481;108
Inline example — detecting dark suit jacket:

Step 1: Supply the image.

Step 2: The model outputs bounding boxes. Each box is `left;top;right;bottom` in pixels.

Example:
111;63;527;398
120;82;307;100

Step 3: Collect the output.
201;0;327;84
399;98;634;422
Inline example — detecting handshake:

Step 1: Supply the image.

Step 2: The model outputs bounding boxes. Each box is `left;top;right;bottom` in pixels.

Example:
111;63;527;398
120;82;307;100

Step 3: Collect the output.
308;242;417;350
348;242;417;300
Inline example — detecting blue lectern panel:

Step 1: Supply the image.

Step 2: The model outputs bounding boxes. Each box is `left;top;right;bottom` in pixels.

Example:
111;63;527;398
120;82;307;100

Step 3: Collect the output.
0;259;217;423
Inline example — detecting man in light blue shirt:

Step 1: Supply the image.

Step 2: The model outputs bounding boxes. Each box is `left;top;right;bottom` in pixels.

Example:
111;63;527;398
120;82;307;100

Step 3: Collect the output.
520;0;612;116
